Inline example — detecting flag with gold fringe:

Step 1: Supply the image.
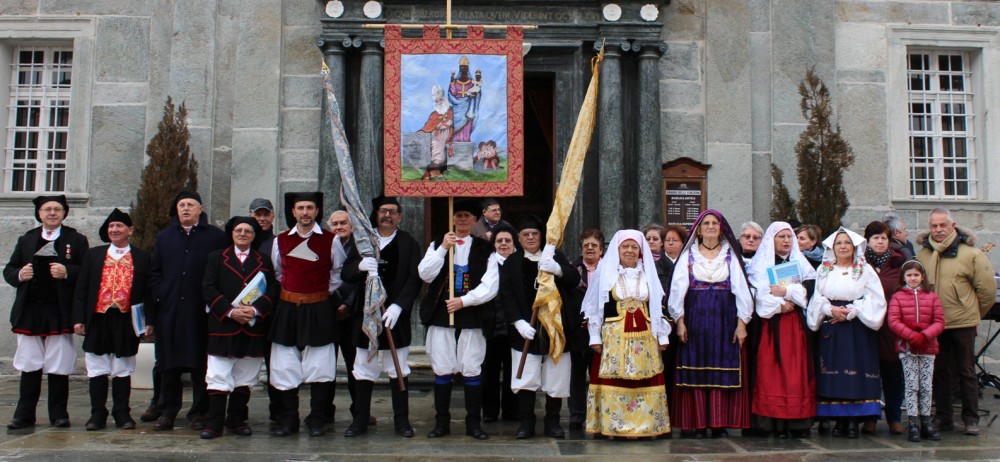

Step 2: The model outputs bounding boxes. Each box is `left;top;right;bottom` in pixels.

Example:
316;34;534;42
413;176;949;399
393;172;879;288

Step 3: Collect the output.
532;46;603;364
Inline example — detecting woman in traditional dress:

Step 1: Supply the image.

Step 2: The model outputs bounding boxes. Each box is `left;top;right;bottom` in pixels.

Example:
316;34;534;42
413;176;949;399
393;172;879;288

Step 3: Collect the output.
668;210;753;438
583;230;670;438
806;227;886;438
747;222;817;438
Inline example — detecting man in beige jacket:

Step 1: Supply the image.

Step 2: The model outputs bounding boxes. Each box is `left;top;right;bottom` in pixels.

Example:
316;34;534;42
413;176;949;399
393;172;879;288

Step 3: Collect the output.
916;208;997;436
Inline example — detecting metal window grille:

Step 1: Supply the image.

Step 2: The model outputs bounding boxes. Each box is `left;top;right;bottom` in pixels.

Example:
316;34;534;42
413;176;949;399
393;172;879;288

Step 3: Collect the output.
4;47;72;192
906;50;976;199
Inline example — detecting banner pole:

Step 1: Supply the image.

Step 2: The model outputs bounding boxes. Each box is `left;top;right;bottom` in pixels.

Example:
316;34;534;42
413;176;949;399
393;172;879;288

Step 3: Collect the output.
448;197;455;326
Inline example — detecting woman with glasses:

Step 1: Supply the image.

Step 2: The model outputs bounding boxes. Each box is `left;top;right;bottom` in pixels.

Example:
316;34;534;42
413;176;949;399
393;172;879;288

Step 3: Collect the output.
739;222;764;260
806;227;886;438
583;230;671;438
747;222;817;438
668;210;754;438
663;226;688;265
568;229;605;430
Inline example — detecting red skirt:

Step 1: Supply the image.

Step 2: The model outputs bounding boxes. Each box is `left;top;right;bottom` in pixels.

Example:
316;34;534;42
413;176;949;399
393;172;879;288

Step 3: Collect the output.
671;348;750;430
752;312;815;420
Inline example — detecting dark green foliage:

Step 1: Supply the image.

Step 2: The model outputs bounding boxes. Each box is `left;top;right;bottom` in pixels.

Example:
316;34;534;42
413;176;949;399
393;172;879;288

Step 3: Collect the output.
794;67;854;235
131;97;198;252
770;164;797;223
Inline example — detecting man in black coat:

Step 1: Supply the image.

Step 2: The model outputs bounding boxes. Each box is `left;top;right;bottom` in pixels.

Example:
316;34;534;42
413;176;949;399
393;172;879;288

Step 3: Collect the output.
418;198;496;440
147;191;227;431
4;195;89;429
200;216;278;439
496;215;580;440
327;210;365;425
342;196;421;438
72;208;150;431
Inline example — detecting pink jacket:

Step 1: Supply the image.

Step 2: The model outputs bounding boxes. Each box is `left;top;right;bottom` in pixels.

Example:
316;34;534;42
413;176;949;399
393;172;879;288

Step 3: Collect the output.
887;287;945;355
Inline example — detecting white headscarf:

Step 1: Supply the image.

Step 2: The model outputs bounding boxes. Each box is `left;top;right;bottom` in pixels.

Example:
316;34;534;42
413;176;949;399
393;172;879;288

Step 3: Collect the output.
818;226;868;280
748;221;817;289
580;229;667;338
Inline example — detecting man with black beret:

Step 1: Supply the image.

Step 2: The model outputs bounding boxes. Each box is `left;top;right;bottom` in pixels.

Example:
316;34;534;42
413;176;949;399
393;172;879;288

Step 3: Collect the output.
148;191;227;431
200;216;278;439
418;198;496;440
72;208;151;431
268;192;343;437
342;195;421;438
496;215;580;440
4;195;89;429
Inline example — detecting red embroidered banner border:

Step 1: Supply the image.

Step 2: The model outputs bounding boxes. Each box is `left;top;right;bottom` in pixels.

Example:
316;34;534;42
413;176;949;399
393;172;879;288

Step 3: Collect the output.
383;26;524;197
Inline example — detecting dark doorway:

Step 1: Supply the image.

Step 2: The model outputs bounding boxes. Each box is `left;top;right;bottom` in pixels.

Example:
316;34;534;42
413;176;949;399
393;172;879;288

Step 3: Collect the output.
424;73;556;243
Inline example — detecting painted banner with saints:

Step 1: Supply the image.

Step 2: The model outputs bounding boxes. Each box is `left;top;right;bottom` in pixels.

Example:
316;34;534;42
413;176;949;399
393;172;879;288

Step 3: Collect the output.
383;25;524;197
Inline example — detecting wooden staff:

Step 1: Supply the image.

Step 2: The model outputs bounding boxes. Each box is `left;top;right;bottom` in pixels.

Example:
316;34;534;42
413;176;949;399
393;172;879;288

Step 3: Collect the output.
515;307;538;379
448;197;455;326
381;302;406;391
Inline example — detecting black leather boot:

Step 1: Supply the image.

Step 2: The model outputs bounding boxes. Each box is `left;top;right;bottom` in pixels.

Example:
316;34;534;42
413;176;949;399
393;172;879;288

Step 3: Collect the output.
226;386;252;436
920;416;941;441
271;387;299;437
907;416;921;442
111;376;135;429
514;390;537;439
390;377;414;437
543;396;565;438
86;376;109;430
464;380;488;440
345;380;373;437
200;391;227;439
48;374;70;427
8;370;42;429
427;378;452;438
306;382;332;436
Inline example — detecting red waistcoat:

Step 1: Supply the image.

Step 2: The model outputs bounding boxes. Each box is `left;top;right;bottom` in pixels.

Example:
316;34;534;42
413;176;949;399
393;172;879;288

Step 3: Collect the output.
276;231;334;293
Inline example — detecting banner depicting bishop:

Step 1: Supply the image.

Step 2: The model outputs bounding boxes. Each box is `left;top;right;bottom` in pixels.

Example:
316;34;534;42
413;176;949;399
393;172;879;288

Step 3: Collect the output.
384;25;524;197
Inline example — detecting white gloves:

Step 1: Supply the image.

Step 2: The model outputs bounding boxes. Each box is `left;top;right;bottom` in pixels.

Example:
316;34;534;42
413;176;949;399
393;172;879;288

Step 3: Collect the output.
358;257;378;272
538;244;562;276
514;320;536;340
382;304;402;329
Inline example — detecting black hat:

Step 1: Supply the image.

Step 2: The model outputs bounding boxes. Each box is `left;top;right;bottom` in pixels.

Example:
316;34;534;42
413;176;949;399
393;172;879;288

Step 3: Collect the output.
369;195;401;226
225;216;263;249
516;214;546;241
284;192;323;229
33;195;69;223
453;198;480;218
169;191;202;216
99;208;133;243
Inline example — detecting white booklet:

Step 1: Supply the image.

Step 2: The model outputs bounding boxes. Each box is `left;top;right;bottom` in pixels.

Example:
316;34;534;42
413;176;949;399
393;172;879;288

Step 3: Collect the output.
131;303;145;337
232;272;266;326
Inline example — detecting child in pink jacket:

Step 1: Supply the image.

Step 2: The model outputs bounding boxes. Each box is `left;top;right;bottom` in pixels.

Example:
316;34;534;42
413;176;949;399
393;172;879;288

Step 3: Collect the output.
887;260;945;443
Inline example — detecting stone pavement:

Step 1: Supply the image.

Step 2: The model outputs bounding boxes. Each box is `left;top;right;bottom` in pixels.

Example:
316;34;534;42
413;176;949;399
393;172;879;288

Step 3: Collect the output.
3;379;1000;461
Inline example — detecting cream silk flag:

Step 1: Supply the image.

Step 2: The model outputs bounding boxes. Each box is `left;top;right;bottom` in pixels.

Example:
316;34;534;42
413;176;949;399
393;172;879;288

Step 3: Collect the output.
533;48;603;364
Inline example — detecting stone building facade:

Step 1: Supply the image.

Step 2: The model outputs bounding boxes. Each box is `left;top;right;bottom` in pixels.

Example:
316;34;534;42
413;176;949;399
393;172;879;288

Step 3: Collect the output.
1;0;999;365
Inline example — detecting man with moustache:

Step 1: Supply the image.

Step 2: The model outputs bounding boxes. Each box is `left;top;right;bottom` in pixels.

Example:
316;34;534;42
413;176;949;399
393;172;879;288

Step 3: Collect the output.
73;209;151;431
5;195;89;429
342;196;421;438
268;192;343;437
496;215;580;439
917;208;996;436
419;199;496;440
148;191;227;431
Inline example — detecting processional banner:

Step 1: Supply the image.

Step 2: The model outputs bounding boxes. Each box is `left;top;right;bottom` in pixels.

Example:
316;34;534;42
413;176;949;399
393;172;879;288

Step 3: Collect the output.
383;24;524;197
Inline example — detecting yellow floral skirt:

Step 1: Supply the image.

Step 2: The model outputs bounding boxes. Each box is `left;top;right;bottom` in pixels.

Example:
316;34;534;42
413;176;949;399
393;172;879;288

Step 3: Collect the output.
585;302;670;437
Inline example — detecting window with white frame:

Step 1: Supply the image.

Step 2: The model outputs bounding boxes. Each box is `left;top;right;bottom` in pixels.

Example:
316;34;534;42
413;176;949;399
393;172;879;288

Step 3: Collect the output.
906;50;976;199
4;46;72;192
